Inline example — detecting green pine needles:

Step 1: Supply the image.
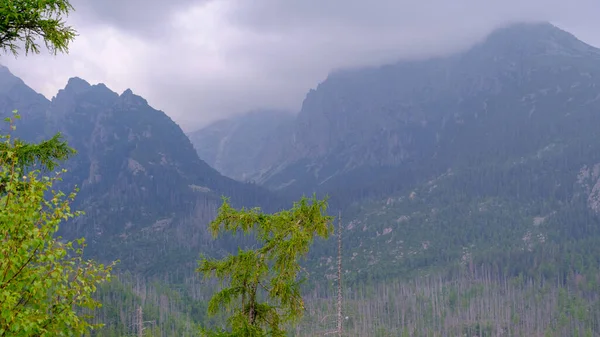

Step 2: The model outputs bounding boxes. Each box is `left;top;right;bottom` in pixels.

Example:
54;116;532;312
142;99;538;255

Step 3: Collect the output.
197;196;334;337
0;0;77;56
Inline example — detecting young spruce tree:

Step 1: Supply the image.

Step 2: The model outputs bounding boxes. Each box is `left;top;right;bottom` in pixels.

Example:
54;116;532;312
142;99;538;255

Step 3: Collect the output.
197;196;333;337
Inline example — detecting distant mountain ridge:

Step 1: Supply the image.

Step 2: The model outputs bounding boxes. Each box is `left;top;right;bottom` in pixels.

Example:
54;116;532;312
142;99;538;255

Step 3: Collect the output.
303;22;600;280
0;68;281;272
188;110;294;181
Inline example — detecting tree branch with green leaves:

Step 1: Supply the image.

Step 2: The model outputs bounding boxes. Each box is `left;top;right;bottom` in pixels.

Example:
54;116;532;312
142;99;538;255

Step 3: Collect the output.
0;114;116;336
0;112;76;195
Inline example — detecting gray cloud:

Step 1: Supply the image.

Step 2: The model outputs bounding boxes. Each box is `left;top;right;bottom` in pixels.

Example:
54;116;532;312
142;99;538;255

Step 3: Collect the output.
229;0;596;30
2;0;600;131
70;0;207;37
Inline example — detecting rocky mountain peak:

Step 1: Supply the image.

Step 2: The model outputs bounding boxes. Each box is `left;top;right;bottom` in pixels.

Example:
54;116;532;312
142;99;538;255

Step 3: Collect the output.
121;88;134;96
471;21;600;59
64;77;92;93
119;88;148;108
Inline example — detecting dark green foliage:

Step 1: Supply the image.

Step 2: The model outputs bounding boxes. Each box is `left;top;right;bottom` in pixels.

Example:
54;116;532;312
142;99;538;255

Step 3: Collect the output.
0;111;75;197
0;113;75;172
86;273;204;337
0;0;77;56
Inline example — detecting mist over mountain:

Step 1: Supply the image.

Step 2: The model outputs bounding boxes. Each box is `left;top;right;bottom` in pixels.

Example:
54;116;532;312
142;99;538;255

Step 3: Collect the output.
188;110;294;181
189;21;600;284
258;22;600;194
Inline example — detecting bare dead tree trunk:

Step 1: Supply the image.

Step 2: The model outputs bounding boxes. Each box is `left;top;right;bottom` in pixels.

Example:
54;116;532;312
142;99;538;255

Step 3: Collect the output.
137;306;143;337
337;211;343;337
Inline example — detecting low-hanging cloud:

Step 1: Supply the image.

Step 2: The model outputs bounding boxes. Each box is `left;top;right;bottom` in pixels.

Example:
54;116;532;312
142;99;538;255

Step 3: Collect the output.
1;0;599;131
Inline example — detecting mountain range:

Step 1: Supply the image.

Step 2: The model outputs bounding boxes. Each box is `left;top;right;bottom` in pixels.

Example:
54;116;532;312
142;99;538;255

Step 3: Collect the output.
0;68;281;273
190;21;600;282
3;21;600;335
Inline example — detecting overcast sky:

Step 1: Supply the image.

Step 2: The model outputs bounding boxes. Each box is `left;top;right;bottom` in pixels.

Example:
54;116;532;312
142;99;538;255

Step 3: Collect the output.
1;0;599;131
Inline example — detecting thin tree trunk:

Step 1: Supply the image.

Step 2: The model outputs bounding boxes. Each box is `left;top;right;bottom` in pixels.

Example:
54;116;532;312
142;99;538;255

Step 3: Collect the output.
137;306;143;337
337;211;343;337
